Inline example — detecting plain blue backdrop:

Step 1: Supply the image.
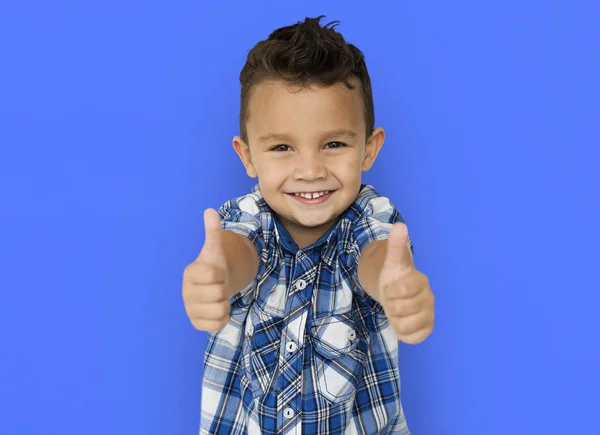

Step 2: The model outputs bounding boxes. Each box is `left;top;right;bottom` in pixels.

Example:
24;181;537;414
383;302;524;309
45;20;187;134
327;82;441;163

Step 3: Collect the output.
1;1;599;434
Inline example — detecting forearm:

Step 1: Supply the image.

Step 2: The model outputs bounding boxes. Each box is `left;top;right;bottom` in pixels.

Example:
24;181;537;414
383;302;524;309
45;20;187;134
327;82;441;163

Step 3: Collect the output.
221;230;259;299
357;240;388;304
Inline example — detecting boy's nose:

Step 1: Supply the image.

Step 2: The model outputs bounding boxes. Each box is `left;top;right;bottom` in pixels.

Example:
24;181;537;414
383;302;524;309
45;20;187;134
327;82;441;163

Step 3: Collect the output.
293;156;327;180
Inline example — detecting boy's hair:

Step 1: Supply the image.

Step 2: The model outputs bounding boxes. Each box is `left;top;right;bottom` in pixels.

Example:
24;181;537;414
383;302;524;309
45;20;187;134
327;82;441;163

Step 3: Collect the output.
239;15;375;144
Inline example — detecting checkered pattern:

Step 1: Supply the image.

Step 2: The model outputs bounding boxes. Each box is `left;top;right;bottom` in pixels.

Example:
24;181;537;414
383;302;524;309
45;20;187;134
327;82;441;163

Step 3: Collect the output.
200;184;413;435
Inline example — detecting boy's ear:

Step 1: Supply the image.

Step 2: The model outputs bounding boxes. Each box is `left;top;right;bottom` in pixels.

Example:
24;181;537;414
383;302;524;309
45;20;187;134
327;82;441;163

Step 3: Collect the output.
361;127;385;171
233;136;258;178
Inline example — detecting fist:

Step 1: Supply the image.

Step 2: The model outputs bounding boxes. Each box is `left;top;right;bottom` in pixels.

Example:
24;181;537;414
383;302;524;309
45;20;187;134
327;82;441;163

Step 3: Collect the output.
182;208;231;333
379;223;434;344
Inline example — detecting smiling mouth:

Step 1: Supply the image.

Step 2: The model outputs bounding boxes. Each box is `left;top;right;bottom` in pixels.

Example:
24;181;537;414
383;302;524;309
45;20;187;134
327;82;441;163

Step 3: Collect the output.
286;190;335;205
291;191;331;199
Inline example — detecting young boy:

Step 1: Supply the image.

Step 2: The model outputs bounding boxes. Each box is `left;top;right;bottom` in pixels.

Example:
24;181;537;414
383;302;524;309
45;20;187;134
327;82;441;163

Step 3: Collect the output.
183;16;434;435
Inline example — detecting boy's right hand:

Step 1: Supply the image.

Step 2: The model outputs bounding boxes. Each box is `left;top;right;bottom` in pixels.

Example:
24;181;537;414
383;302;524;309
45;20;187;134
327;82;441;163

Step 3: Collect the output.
182;208;231;333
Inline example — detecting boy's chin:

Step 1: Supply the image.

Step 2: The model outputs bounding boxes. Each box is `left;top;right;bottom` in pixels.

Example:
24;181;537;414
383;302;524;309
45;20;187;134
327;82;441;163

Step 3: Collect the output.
287;211;341;230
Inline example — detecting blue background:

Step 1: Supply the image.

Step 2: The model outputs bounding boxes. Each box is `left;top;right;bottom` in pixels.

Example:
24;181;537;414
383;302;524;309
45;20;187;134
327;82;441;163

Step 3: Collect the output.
1;1;599;434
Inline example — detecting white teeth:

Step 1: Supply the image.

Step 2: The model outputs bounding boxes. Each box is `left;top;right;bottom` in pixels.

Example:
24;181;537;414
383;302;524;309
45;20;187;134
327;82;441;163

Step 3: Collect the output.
294;191;329;199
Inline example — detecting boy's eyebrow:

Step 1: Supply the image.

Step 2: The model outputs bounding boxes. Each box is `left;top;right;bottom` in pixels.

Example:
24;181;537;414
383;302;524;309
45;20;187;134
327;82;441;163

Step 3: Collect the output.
258;133;293;142
258;129;357;142
321;129;358;141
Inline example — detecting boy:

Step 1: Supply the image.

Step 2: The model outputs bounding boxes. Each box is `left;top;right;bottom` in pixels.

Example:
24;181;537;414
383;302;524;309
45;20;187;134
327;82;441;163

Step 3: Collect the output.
182;16;434;435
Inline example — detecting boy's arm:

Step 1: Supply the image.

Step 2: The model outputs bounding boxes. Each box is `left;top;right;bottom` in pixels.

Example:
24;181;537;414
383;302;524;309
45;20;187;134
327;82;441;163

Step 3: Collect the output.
357;226;433;344
221;230;259;299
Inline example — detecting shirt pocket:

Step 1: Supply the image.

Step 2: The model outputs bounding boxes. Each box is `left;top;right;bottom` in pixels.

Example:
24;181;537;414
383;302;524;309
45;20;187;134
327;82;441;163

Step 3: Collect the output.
241;309;282;398
309;314;368;405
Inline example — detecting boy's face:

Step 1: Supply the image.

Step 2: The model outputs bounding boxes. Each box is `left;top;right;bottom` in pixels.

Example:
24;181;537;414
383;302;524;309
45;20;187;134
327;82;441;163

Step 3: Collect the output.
233;78;385;247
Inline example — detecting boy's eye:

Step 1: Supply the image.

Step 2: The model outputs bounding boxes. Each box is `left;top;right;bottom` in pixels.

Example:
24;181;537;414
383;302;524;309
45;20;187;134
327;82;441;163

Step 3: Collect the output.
325;141;347;149
269;142;346;152
270;144;291;152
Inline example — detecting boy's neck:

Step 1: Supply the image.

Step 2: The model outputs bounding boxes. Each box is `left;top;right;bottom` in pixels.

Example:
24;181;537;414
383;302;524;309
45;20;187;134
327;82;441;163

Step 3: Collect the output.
278;217;339;249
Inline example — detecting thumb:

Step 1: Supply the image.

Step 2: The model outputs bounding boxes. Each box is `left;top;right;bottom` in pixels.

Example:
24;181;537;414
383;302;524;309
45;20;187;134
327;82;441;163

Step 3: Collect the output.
198;208;225;263
383;222;412;270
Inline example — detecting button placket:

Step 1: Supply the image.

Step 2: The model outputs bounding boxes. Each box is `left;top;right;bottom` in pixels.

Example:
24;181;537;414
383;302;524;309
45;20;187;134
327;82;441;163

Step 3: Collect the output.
275;253;313;432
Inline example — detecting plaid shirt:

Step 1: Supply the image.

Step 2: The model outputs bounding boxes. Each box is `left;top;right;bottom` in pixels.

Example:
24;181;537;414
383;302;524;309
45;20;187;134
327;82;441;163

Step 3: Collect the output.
200;184;413;435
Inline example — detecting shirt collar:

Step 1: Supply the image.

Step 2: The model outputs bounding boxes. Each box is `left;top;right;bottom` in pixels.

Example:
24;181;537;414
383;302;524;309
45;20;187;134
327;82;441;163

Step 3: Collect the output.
273;214;340;256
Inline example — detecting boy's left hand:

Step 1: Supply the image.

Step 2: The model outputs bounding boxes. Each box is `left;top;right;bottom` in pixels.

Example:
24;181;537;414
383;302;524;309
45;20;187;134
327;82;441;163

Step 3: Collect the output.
379;223;435;344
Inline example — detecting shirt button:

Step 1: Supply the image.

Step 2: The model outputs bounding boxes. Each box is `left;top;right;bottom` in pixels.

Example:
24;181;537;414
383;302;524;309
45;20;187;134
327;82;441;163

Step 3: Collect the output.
283;407;295;419
286;341;297;353
347;329;356;341
247;324;254;336
296;279;307;290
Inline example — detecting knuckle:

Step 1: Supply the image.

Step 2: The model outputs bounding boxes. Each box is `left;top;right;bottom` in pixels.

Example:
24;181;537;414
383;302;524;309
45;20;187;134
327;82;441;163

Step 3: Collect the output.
394;299;405;314
181;282;194;300
184;262;203;281
204;266;218;282
184;262;225;285
387;299;401;316
396;318;414;335
205;265;224;283
399;285;410;298
216;302;230;319
402;333;421;345
182;264;194;281
384;283;397;299
190;318;204;331
214;283;227;298
384;300;395;316
191;318;216;333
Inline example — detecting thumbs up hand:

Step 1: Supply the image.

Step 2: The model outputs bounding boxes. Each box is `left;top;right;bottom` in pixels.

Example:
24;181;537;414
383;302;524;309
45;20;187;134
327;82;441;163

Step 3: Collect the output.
182;209;231;333
379;223;434;344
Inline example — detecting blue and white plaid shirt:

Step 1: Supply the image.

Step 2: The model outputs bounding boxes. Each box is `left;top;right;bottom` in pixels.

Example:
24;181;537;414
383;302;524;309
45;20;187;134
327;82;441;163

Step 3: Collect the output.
200;184;413;435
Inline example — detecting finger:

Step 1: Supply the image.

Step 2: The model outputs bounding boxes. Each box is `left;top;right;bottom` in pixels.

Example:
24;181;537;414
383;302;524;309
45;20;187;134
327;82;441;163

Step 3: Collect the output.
199;208;225;261
392;310;433;339
383;271;426;300
190;318;229;333
397;325;432;345
183;281;228;304
184;262;227;285
187;301;230;321
384;291;428;317
383;222;413;270
197;283;228;303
